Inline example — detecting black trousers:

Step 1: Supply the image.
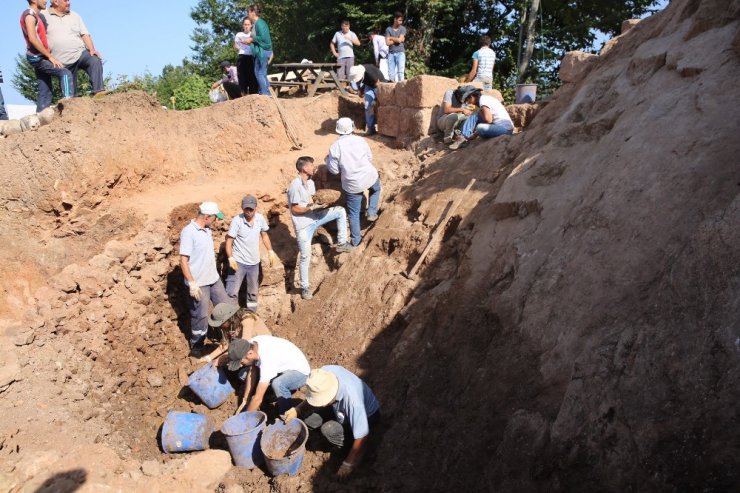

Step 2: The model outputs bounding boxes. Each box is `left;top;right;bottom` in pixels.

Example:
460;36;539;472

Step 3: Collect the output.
237;54;259;95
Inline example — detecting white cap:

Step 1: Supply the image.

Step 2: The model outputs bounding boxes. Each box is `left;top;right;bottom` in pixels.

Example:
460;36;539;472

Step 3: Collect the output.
199;201;225;219
349;65;365;84
335;117;355;135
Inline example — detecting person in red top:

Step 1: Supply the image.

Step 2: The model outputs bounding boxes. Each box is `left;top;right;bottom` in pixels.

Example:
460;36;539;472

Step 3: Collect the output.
20;0;72;111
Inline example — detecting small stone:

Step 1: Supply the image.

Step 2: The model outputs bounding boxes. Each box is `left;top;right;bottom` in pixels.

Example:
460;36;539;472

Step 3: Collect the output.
14;332;35;346
141;460;161;477
147;372;164;388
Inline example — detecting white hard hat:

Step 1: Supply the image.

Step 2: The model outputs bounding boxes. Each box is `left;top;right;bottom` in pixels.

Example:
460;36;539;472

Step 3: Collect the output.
335;117;355;135
348;65;365;84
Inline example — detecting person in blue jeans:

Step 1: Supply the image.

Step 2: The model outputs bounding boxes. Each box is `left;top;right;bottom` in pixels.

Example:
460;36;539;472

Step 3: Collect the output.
247;5;273;95
449;88;514;150
287;156;353;300
20;1;73;111
223;336;310;414
0;76;8;121
326;117;382;247
385;12;407;82
348;64;387;136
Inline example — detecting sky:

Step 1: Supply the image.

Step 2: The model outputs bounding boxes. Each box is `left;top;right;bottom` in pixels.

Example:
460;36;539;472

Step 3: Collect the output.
1;0;201;106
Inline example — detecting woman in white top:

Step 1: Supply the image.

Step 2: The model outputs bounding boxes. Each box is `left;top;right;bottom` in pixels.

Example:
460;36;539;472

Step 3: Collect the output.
235;17;259;95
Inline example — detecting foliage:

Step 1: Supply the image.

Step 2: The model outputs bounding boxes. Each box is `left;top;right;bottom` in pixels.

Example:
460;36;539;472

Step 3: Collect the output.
172;73;211;110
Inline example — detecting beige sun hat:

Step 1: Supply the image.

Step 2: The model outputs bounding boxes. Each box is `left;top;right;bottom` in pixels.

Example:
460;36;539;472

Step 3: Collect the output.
305;368;339;407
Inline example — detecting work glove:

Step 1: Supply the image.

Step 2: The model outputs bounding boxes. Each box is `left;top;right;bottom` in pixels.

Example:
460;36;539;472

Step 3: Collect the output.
228;256;238;271
268;250;280;267
189;283;202;301
280;407;298;423
337;461;354;479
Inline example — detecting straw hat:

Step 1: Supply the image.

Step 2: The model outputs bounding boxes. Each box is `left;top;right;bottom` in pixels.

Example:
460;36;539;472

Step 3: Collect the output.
305;368;339;407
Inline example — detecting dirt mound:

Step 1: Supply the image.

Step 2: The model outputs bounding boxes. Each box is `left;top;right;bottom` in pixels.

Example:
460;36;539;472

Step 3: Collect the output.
0;0;738;491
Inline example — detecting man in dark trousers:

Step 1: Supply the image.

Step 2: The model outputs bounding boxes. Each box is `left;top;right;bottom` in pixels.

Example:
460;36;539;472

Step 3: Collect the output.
348;64;387;136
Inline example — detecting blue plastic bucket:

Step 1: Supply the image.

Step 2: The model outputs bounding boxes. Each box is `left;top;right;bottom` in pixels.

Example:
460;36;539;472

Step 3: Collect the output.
260;420;309;477
187;363;235;409
161;411;214;453
222;411;267;468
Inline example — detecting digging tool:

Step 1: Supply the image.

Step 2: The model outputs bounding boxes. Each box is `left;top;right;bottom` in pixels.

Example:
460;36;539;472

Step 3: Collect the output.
269;88;303;150
403;178;477;280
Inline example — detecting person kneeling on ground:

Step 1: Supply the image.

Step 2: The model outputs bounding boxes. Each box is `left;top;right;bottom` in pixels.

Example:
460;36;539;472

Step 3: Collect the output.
450;88;514;150
287;156;354;301
348;64;387;136
197;302;272;364
326;117;381;247
220;336;310;415
212;61;241;100
436;84;477;145
282;366;381;479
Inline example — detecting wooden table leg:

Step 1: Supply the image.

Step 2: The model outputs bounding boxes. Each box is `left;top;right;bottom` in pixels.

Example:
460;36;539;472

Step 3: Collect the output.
327;70;348;97
307;70;326;97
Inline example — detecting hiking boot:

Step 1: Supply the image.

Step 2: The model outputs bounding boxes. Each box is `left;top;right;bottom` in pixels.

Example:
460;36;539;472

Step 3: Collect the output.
366;214;378;222
364;126;376;137
189;339;206;358
443;136;453;145
335;243;355;253
448;136;468;150
301;289;313;300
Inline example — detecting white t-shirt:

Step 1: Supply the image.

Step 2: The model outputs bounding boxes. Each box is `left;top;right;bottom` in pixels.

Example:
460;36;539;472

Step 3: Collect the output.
235;32;252;56
250;335;310;383
332;30;358;59
479;95;513;126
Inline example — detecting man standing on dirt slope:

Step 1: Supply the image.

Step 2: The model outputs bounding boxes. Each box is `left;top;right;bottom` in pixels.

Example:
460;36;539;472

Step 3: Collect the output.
20;0;73;112
44;0;106;97
225;194;279;312
246;5;273;96
330;20;361;82
282;366;381;479
326;117;382;247
223;336;310;414
449;88;514;150
287;156;354;300
179;202;233;356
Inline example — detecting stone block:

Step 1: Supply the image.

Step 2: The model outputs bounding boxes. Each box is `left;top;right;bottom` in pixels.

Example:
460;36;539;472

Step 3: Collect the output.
393;80;409;108
621;19;641;34
378;105;400;137
400;107;435;141
0;120;23;136
403;75;458;108
20;114;41;132
559;51;599;83
375;82;396;107
506;103;541;130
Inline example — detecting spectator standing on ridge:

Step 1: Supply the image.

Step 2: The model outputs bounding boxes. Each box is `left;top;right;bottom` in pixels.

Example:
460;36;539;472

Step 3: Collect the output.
326;117;382;247
20;0;73;112
222;336;311;414
212;61;241;100
368;31;390;80
466;35;496;89
348;64;387;136
44;0;106;97
235;17;259;95
179;202;233;356
287;156;354;300
282;366;381;479
330;20;360;82
384;12;407;82
450;88;514;150
225;194;279;312
246;5;273;95
436;85;476;144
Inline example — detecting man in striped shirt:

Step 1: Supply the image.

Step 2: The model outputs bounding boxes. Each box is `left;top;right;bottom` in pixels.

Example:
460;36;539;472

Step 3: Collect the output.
466;35;496;90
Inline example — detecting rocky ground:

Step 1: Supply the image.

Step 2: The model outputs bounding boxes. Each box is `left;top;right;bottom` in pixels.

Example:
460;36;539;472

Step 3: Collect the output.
0;0;739;491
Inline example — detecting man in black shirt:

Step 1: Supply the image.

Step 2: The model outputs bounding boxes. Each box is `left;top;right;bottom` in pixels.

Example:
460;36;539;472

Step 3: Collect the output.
348;64;387;136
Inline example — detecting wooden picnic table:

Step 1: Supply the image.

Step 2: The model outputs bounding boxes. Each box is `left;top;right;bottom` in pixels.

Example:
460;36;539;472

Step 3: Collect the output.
270;62;348;97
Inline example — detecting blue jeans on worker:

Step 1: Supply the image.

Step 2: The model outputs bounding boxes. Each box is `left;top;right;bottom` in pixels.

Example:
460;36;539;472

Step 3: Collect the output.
460;112;514;139
27;55;73;112
364;87;377;132
66;49;104;96
388;51;406;82
255;51;273;95
345;178;381;246
0;86;8;120
296;206;348;290
189;279;232;346
226;261;260;312
271;370;308;413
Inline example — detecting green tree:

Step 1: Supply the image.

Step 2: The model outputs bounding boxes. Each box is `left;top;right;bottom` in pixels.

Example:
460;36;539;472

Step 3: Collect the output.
172;73;210;110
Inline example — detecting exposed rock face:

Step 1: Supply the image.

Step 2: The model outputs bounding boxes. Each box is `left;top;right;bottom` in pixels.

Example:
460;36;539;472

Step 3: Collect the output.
559;51;599;83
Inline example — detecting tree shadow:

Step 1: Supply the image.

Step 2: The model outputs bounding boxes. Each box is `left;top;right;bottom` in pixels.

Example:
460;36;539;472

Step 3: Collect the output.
33;469;87;493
